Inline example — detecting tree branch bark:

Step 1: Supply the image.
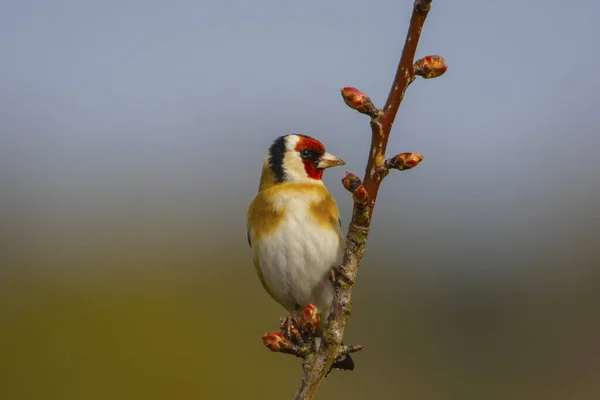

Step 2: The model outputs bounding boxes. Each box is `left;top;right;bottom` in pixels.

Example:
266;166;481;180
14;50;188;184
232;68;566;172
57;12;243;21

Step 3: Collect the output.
293;1;439;398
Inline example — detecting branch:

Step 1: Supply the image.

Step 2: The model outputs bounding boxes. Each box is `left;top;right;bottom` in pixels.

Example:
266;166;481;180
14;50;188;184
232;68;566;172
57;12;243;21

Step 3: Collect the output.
261;1;446;398
294;1;443;397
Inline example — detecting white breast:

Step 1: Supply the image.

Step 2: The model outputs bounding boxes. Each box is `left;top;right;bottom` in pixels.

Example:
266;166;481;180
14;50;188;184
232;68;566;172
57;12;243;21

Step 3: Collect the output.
254;190;342;314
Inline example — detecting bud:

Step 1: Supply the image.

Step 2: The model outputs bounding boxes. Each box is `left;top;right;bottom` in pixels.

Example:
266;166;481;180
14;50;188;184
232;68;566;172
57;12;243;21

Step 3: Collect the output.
262;331;291;352
342;172;363;193
414;55;447;79
385;153;423;171
415;0;432;12
352;185;368;204
342;172;368;204
340;87;377;116
300;304;321;335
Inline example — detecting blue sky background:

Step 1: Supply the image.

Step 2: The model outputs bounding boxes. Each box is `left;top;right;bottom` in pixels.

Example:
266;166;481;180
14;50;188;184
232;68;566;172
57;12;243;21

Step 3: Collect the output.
2;0;598;278
1;1;599;398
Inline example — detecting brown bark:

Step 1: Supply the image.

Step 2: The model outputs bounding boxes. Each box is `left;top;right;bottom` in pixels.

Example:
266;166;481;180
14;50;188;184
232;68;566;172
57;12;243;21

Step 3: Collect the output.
293;1;439;399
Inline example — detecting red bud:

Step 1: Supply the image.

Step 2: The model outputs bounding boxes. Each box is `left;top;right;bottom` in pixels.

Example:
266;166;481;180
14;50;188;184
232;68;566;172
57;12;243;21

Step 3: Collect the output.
262;331;291;352
300;304;320;335
342;172;363;192
414;55;447;79
352;185;368;204
385;153;424;171
340;87;377;116
342;172;368;204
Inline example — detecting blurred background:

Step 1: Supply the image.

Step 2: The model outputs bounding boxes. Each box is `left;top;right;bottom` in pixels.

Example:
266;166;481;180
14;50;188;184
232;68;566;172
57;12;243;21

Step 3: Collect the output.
1;0;599;399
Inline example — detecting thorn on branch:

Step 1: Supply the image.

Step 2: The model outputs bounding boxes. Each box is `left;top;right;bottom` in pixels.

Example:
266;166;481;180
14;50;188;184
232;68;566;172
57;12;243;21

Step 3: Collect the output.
340;344;365;356
414;55;447;79
384;153;424;171
342;172;369;205
340;87;379;117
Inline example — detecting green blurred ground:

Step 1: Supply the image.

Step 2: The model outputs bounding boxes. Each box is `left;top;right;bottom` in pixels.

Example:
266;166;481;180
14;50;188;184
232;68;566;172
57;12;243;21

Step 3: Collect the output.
1;249;599;399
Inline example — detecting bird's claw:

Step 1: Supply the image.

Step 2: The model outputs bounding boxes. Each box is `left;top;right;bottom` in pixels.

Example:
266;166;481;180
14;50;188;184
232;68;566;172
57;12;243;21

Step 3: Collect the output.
280;315;304;345
278;304;321;346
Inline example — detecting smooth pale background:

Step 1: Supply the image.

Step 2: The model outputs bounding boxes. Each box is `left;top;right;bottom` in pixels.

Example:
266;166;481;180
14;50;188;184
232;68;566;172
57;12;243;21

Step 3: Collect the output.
1;0;599;399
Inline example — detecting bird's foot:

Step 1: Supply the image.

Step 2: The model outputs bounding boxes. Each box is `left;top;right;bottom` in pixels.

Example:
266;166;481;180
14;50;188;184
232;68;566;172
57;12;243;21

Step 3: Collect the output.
279;315;303;345
262;305;322;358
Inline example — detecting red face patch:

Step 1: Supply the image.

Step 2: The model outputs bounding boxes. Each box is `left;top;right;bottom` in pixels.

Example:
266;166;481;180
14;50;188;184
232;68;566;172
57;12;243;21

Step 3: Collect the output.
302;160;323;180
295;136;326;180
295;135;326;154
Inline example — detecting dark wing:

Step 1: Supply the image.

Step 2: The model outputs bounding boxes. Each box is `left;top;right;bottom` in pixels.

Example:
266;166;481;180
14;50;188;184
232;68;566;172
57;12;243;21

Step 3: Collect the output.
338;218;342;227
247;229;252;247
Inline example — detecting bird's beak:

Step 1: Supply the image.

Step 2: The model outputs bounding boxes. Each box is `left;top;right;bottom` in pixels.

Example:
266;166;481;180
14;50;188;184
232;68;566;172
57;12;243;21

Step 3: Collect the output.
317;152;346;169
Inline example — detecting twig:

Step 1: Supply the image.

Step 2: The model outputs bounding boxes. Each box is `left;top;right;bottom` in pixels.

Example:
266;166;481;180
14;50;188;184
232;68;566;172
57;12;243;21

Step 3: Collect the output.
294;1;444;398
262;1;447;398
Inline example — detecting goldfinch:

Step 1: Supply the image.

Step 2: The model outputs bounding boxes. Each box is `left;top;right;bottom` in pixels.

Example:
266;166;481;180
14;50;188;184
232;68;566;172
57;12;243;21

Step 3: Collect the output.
246;133;354;370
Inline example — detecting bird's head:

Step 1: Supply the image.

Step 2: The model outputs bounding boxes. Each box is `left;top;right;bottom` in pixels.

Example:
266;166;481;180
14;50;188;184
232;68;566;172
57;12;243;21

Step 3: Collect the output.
265;134;345;184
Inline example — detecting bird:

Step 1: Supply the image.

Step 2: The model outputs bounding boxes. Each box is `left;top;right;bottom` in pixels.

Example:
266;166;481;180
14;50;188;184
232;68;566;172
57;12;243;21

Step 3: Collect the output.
246;133;355;371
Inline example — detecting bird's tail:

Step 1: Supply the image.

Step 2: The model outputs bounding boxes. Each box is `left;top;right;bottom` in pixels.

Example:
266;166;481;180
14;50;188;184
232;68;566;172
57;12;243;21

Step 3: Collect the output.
314;336;356;374
326;341;355;376
331;353;355;372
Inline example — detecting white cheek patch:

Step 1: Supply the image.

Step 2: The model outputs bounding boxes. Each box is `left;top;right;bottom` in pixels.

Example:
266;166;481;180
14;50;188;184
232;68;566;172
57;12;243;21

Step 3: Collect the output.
282;134;307;181
283;153;308;181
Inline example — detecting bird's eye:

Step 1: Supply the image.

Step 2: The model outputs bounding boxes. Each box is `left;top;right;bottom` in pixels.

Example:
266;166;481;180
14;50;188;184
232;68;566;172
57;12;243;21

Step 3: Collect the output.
300;149;310;158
